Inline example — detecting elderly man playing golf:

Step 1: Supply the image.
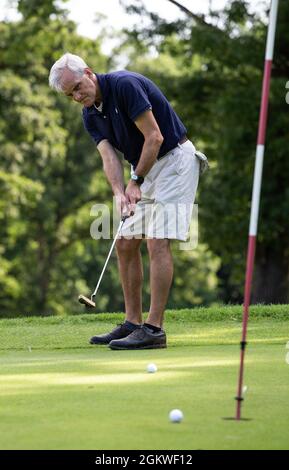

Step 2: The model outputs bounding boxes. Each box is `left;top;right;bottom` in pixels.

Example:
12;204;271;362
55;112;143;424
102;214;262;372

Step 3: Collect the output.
49;53;207;350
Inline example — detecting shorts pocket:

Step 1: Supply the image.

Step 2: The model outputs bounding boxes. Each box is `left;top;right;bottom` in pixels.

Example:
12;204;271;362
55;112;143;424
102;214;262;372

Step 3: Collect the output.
173;149;186;175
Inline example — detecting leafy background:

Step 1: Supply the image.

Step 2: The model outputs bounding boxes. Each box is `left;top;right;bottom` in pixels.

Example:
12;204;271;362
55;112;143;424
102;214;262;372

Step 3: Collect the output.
0;0;288;317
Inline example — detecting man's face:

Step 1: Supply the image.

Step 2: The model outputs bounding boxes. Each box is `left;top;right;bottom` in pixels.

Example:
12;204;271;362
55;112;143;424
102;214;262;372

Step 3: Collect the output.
61;68;97;107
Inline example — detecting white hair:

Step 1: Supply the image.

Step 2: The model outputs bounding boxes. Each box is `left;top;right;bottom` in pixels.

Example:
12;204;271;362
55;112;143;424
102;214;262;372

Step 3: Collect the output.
49;52;88;92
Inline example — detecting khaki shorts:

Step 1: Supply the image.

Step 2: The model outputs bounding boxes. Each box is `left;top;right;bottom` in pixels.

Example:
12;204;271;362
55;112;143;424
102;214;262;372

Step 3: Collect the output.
119;140;203;241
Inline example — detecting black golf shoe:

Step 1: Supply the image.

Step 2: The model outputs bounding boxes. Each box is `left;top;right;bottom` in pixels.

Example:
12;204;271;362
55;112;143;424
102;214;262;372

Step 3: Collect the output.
109;325;167;350
89;322;140;345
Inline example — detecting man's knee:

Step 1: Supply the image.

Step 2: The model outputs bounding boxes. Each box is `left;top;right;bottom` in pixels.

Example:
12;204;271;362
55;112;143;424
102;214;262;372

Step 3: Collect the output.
116;238;142;257
147;239;171;259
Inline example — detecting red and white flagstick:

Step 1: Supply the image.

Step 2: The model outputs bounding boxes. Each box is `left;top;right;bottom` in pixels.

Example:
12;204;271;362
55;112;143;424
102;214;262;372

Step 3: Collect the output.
235;0;279;421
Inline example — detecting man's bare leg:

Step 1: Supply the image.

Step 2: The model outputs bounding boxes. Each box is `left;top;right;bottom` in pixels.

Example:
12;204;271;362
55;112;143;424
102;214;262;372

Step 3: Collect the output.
116;238;143;325
146;239;173;328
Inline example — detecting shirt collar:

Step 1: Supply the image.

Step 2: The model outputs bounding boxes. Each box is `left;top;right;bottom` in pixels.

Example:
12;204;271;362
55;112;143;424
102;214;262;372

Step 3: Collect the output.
94;102;103;113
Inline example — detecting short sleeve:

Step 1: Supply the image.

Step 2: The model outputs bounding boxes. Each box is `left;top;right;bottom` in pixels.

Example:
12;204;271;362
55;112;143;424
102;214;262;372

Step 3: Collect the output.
82;112;105;146
116;76;152;122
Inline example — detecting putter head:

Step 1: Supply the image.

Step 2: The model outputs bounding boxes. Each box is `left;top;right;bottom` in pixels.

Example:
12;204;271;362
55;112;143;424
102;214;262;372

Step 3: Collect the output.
78;295;96;309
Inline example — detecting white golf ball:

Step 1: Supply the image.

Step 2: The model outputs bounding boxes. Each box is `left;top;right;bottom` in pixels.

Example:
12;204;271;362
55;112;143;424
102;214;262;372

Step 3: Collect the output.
169;409;183;423
147;363;157;373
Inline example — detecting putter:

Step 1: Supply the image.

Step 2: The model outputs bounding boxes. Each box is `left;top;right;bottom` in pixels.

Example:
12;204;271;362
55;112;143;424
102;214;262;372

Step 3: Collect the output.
78;215;129;309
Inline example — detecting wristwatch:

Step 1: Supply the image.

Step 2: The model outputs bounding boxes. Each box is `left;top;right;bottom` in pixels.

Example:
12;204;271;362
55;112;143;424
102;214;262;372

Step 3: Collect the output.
131;173;144;185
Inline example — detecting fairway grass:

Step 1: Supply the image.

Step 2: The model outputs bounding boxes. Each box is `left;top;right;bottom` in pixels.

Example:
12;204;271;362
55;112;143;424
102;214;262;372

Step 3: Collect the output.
0;306;288;450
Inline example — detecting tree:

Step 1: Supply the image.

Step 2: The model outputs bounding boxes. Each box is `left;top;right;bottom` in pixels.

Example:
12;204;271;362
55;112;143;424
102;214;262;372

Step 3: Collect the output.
0;0;111;316
118;0;289;303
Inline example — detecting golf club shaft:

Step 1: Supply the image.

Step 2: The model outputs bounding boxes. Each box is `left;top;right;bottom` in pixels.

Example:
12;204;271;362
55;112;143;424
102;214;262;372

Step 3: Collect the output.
91;217;127;299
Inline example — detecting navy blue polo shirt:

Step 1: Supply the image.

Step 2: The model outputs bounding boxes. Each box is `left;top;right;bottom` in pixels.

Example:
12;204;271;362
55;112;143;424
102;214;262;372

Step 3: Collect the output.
82;71;187;169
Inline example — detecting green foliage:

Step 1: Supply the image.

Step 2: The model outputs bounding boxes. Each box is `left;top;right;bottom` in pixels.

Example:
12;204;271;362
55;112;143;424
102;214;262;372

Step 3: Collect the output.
0;0;223;317
17;0;67;19
0;0;111;317
2;0;287;317
0;170;44;310
168;244;221;308
119;0;289;303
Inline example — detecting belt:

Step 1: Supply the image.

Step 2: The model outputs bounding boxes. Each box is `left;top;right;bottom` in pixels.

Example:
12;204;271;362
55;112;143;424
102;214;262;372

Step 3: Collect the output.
158;136;188;161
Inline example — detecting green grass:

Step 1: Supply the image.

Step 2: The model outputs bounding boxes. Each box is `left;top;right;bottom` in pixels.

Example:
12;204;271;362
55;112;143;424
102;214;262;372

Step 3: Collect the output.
0;306;288;450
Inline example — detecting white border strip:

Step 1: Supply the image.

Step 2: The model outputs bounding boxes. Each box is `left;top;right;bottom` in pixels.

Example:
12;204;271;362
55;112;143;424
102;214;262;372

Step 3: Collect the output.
249;145;265;236
265;0;279;60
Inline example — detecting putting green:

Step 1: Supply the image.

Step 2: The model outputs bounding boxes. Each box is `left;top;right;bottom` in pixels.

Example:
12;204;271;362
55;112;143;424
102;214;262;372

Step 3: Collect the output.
0;306;288;450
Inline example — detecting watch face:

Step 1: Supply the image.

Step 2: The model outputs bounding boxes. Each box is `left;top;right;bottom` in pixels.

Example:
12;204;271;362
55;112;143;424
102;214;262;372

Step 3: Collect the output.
131;174;144;184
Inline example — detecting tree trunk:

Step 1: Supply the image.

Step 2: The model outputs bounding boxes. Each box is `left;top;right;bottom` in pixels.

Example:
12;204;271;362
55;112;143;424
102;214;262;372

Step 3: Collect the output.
252;246;289;304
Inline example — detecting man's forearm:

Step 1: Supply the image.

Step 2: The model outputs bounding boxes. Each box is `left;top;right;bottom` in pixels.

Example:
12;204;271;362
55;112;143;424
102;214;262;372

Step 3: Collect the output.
103;155;125;195
134;135;163;177
98;141;125;195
